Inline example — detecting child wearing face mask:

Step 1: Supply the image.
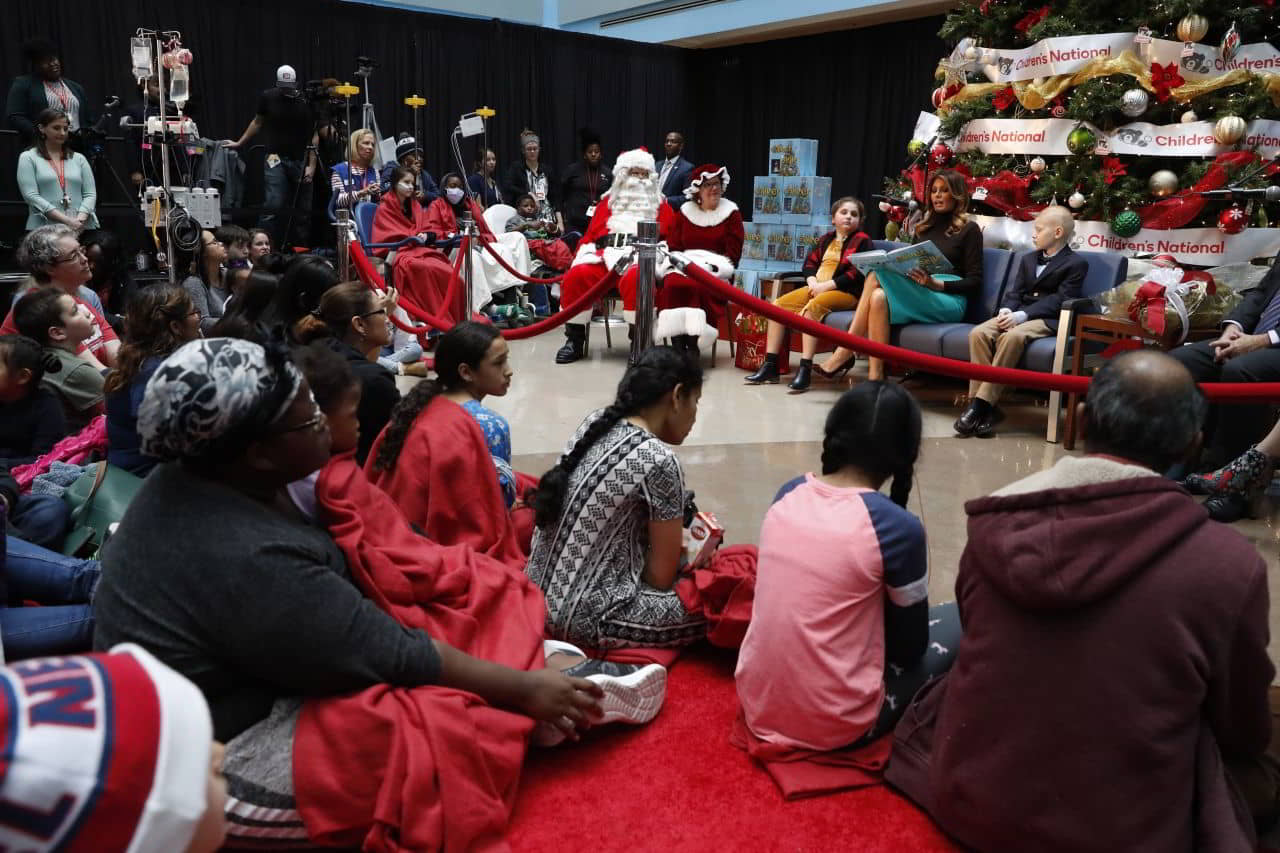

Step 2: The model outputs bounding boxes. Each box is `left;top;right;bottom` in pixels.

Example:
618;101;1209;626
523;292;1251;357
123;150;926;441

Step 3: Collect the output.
13;288;105;430
372;165;466;323
423;174;532;320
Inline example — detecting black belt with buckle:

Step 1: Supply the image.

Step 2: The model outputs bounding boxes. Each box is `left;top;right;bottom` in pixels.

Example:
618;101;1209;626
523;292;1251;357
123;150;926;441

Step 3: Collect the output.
601;233;635;248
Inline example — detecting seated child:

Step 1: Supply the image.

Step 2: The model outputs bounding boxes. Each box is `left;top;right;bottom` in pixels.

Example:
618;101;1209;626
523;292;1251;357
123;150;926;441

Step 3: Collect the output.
286;342;363;520
745;197;873;392
366;322;532;559
506;192;573;315
955;205;1086;437
13;289;105;431
736;382;959;751
0;334;67;466
216;224;252;272
0;644;228;851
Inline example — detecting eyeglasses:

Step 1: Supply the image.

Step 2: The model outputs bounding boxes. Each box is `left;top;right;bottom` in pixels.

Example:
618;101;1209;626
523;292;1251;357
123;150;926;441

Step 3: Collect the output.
55;247;86;264
360;308;388;318
274;409;327;434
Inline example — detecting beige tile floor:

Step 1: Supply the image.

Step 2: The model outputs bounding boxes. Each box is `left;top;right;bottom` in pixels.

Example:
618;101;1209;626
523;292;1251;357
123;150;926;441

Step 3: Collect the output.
411;332;1280;662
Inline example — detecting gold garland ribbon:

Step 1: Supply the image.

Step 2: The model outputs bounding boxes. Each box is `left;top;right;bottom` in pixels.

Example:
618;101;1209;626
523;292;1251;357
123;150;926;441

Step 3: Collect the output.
939;51;1280;111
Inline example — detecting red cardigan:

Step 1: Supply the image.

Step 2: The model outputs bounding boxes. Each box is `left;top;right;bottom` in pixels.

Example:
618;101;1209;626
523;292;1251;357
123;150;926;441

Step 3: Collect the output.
801;230;873;295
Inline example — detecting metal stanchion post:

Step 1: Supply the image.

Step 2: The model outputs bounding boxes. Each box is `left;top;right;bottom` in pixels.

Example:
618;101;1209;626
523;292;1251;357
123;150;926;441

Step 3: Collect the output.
335;208;352;281
460;210;477;320
632;220;659;363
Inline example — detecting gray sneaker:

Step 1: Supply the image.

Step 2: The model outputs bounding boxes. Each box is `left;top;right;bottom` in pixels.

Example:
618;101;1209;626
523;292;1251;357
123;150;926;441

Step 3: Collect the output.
564;659;668;725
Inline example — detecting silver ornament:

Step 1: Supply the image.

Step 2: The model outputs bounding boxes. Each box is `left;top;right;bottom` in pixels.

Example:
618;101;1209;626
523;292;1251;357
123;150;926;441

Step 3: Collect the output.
1120;88;1149;117
1180;109;1198;124
1147;169;1179;197
1029;156;1047;173
1067;191;1086;209
908;200;919;211
902;189;914;201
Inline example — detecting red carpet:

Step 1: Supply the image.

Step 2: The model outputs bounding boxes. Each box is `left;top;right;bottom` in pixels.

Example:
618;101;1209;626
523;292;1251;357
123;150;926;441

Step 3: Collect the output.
508;646;962;852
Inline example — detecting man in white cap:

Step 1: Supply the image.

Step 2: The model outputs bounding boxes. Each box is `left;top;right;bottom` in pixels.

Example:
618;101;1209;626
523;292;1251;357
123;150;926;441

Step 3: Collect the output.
554;147;676;364
224;65;319;250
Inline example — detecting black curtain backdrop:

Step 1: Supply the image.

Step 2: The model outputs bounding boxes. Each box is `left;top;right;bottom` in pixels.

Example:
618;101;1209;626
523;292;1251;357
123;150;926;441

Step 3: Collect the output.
0;0;943;244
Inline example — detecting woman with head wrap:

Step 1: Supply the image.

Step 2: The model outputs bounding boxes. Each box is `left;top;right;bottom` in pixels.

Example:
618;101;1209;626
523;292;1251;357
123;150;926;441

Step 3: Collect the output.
93;337;662;847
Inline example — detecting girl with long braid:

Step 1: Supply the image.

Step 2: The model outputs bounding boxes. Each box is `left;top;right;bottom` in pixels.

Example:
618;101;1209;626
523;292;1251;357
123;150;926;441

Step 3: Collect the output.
735;382;960;754
525;347;708;650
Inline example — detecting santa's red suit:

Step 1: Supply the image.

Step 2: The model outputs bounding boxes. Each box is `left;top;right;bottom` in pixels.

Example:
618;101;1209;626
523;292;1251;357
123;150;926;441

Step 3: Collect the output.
661;196;744;328
558;191;677;320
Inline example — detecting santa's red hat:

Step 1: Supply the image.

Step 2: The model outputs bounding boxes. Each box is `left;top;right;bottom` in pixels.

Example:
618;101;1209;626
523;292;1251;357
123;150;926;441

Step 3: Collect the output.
613;147;656;176
0;644;217;852
684;164;730;198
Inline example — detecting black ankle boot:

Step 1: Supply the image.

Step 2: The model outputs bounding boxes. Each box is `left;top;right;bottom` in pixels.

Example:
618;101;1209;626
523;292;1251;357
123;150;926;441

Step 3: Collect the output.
745;356;780;384
673;334;698;354
788;360;813;393
556;324;586;364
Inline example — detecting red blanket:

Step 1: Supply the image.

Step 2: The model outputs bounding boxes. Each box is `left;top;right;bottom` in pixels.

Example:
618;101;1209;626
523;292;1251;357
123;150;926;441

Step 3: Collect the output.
674;544;758;649
365;396;528;565
729;710;892;801
293;454;546;851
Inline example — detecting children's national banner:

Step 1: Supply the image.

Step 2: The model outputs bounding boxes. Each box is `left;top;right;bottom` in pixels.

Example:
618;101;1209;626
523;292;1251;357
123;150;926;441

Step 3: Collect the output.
974;214;1280;266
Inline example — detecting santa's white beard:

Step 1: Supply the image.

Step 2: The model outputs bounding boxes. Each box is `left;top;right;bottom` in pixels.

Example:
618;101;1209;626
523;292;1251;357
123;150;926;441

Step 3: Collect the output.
606;174;660;235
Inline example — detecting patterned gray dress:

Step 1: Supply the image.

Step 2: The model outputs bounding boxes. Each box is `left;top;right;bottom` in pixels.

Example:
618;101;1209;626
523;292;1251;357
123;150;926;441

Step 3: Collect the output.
525;413;707;649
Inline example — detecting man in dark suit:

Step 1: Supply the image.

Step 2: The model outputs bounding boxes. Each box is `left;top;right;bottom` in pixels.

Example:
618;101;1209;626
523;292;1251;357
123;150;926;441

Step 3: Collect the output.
956;206;1088;437
1170;256;1280;479
657;131;693;209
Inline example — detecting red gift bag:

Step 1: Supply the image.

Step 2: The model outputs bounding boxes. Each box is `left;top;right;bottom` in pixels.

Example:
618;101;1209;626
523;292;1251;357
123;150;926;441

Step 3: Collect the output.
734;313;790;372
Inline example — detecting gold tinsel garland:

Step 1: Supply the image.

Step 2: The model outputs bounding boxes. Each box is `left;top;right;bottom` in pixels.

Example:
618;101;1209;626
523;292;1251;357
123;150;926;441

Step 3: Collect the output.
937;51;1280;112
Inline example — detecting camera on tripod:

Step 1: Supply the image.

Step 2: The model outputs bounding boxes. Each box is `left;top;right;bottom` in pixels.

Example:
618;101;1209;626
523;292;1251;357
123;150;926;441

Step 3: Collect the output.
73;126;109;159
354;55;376;78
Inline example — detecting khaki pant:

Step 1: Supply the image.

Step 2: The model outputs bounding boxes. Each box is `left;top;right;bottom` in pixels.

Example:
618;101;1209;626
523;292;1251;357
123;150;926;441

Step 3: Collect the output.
774;285;856;322
968;316;1053;404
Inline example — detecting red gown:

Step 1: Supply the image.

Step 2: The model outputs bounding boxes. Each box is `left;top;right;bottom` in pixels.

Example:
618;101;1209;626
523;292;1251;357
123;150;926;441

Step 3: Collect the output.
660;199;745;327
559;195;677;315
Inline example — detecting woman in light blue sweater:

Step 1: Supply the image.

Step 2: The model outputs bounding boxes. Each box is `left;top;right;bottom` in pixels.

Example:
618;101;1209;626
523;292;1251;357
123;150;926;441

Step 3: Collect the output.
16;108;98;233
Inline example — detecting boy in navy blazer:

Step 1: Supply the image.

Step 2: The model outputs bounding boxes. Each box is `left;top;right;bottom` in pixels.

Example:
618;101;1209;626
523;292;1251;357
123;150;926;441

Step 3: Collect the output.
956;206;1087;437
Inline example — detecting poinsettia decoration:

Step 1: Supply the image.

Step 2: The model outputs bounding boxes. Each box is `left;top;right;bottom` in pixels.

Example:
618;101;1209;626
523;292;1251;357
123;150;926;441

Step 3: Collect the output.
1149;62;1185;102
992;86;1016;111
1014;5;1050;34
1102;156;1128;184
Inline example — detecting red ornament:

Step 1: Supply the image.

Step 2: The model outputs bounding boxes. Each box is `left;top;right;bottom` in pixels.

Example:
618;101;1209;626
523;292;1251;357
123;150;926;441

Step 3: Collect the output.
1014;5;1050;34
887;205;907;223
1049;95;1067;118
929;142;955;167
931;83;963;109
1149;62;1186;102
1217;205;1248;235
992;86;1016;111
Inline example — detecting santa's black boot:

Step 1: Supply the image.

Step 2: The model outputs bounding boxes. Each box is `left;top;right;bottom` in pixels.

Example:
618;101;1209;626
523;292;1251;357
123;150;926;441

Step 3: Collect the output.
556;323;587;364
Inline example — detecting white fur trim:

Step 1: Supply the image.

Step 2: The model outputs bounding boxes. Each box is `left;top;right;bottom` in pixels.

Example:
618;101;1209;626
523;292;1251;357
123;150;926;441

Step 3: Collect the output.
678;248;735;279
679;198;737;228
571;244;603;268
613;148;656;176
684;165;730;198
622;309;637;325
991;455;1157;498
655;307;718;349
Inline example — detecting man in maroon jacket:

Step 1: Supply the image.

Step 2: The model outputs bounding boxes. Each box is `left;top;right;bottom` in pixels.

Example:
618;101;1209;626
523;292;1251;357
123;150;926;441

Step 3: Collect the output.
889;350;1278;852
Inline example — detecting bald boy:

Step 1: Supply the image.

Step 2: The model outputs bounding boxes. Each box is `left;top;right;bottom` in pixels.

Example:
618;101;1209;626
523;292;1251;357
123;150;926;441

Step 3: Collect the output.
956;205;1089;437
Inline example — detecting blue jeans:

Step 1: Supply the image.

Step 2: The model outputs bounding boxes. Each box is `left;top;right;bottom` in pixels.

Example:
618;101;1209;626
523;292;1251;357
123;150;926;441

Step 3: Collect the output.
1;531;99;659
259;157;314;250
8;493;70;550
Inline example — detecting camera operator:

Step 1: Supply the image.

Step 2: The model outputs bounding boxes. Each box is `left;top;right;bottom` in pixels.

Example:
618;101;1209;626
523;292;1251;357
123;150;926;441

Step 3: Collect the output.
223;65;318;250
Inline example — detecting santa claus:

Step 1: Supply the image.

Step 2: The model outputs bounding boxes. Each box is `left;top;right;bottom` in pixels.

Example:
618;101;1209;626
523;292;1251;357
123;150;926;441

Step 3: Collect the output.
554;147;677;364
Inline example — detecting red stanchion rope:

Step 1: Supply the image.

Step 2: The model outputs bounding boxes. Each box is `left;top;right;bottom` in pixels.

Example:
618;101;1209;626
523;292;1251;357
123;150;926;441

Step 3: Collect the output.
477;237;567;284
349;239;618;339
676;260;1280;402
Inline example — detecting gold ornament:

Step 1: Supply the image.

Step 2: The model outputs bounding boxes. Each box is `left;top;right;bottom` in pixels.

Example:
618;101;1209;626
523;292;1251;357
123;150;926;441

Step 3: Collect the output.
1148;169;1179;197
1214;115;1247;145
1176;14;1209;44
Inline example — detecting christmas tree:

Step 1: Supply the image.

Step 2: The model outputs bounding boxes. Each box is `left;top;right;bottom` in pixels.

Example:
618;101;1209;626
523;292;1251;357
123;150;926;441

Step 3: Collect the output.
883;0;1280;262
